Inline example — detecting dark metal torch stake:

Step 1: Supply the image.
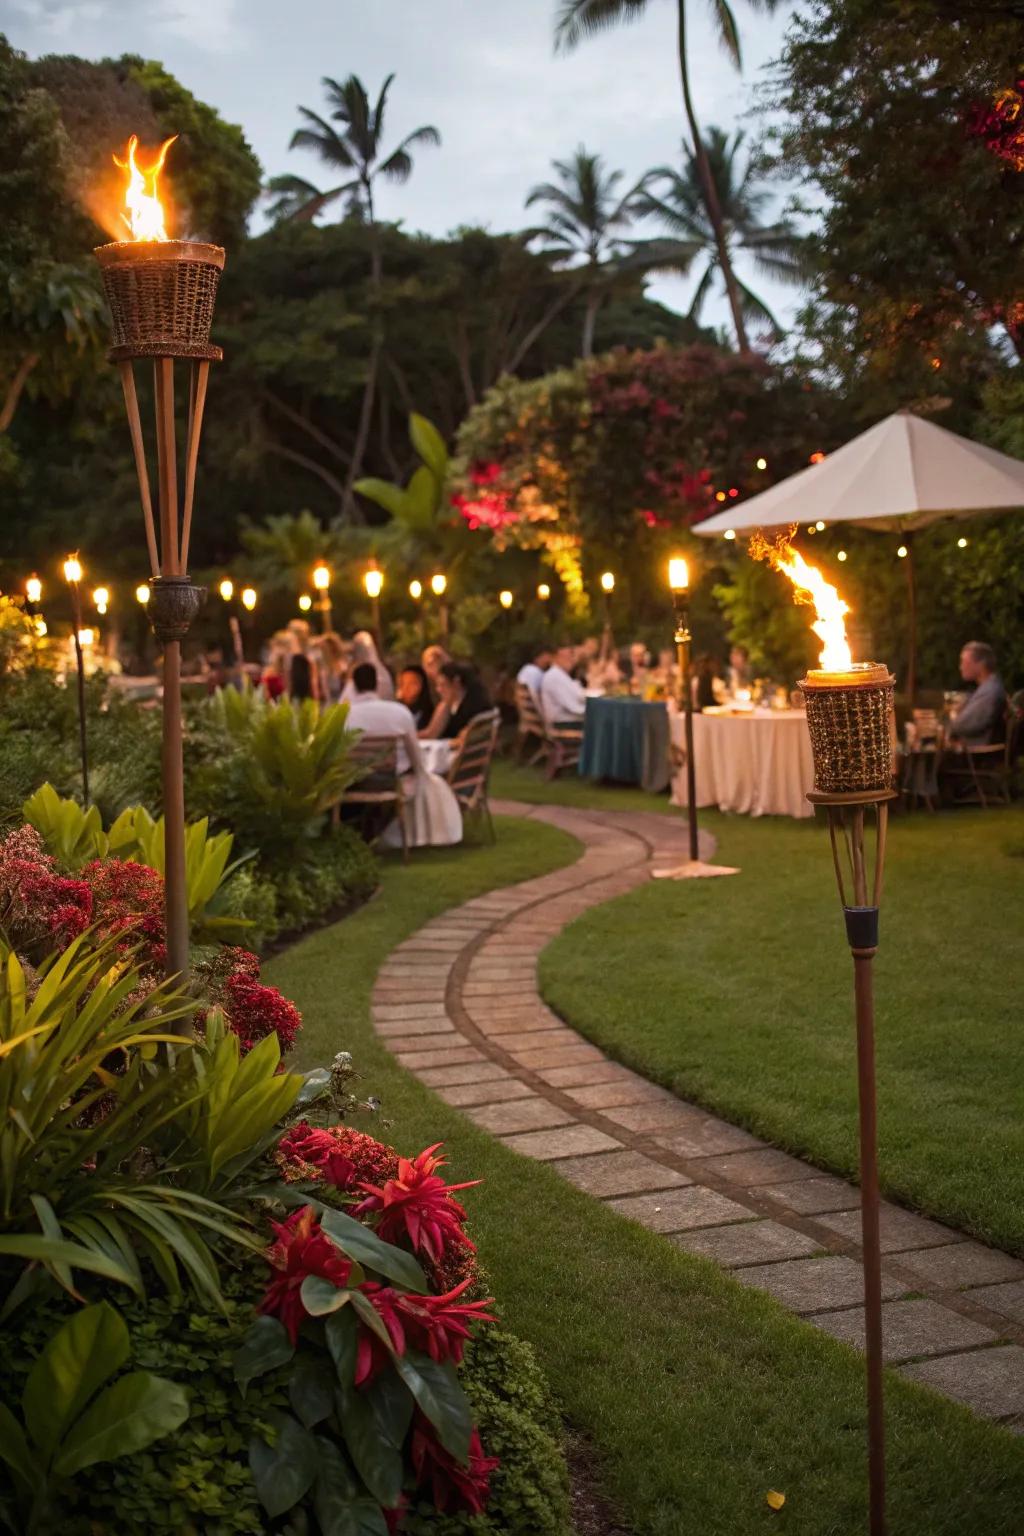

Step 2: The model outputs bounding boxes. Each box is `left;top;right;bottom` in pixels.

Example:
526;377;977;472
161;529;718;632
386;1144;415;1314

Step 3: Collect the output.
810;787;894;1536
672;584;699;863
68;577;90;807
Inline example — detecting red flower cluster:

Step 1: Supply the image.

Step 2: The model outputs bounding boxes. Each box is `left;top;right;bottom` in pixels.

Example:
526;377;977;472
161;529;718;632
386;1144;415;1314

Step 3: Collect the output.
354;1278;496;1386
82;857;166;972
353;1143;479;1266
411;1417;499;1518
968;81;1024;171
198;945;302;1055
259;1206;354;1344
276;1122;400;1190
0;826;92;956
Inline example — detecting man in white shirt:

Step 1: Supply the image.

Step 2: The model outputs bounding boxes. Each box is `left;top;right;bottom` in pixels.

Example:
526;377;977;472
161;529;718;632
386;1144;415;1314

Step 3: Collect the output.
540;642;587;725
346;664;422;773
517;645;552;699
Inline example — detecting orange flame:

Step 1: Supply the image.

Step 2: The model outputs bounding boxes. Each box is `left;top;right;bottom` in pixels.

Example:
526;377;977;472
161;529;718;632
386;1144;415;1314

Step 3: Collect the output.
749;527;853;672
113;134;177;242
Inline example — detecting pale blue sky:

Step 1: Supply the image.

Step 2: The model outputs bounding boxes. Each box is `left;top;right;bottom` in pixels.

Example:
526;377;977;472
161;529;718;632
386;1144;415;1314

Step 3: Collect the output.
1;0;801;331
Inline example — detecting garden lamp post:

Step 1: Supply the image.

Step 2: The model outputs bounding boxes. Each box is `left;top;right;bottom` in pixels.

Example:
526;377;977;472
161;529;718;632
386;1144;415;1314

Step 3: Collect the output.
240;586;258;669
364;564;384;649
94;132;224;996
63;554;90;808
599;570;615;655
653;557;738;881
499;587;514;644
312;562;332;633
431;572;449;640
409;579;424;644
25;573;42;615
801;662;896;1536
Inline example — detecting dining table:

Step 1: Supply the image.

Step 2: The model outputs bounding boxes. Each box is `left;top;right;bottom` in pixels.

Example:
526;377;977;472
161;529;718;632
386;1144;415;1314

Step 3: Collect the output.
579;695;671;793
670;706;816;819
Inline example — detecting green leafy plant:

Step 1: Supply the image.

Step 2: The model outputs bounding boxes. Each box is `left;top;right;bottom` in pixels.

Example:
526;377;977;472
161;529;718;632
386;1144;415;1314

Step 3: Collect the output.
22;782;108;870
109;805;253;943
0;937;254;1313
355;411;449;532
0;1302;189;1535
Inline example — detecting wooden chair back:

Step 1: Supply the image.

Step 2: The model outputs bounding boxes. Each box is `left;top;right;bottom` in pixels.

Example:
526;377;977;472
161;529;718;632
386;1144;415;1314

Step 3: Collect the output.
447;710;500;817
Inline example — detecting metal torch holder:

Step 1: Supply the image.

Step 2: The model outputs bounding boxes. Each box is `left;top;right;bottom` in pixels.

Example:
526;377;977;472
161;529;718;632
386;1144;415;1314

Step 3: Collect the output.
95;240;224;993
807;783;896;1536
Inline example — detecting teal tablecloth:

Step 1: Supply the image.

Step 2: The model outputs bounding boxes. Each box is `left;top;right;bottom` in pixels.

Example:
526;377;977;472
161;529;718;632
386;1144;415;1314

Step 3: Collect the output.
579;696;670;792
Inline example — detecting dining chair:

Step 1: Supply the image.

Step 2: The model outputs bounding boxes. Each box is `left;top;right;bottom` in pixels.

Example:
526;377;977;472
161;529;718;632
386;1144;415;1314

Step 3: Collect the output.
447;710;501;841
345;735;408;862
515;683;547;766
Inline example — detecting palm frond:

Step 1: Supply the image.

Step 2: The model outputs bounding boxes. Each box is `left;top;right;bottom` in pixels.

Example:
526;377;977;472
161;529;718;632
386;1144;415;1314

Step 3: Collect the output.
372;72;397;142
554;0;650;52
379;125;441;183
688;259;718;321
709;0;742;68
289;107;355;170
264;175;350;225
736;276;785;337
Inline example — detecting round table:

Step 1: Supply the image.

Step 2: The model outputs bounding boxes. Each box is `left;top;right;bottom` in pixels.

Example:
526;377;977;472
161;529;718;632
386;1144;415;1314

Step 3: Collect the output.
670;708;815;819
579;696;670;793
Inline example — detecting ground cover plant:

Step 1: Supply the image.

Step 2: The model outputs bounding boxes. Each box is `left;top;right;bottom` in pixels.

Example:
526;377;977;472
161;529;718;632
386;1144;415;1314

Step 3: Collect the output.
538;800;1024;1257
267;813;1024;1536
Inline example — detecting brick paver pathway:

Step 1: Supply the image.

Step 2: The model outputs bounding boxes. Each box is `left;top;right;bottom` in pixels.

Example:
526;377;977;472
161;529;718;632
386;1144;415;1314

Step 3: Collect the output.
373;799;1024;1430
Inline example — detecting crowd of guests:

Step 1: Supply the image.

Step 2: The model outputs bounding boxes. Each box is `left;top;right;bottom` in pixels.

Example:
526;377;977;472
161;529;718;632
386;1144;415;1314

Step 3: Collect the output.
515;636;755;723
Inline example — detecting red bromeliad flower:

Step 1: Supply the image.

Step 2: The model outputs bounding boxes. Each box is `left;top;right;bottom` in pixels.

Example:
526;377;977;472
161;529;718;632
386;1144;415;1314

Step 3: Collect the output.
259;1206;353;1344
353;1143;479;1266
410;1416;499;1517
276;1123;401;1191
353;1278;496;1386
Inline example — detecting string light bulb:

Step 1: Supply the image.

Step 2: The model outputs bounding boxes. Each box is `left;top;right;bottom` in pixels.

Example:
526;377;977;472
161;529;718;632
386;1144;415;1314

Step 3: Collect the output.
219;578;234;601
499;589;514;609
241;586;257;610
364;568;384;599
298;593;312;612
815;520;826;531
957;537;968;549
756;457;767;471
537;582;551;601
312;563;331;592
600;571;615;593
92;586;110;615
897;546;908;559
723;530;736;542
837;551;848;563
409;579;423;600
136;583;151;604
35;617;47;637
430;573;447;597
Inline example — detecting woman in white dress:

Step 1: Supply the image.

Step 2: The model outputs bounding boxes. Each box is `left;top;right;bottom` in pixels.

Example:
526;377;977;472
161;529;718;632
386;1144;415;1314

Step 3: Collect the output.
345;664;461;848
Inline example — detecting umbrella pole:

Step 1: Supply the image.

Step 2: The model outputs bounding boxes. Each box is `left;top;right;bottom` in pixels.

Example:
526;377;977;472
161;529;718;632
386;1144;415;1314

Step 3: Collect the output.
905;533;917;709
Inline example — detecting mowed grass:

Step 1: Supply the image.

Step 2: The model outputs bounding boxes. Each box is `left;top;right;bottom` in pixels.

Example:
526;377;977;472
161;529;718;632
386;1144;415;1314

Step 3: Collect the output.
540;800;1024;1257
266;815;1024;1536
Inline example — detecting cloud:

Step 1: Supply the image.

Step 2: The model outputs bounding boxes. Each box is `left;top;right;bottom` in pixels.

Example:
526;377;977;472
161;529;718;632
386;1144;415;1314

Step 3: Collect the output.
2;0;239;50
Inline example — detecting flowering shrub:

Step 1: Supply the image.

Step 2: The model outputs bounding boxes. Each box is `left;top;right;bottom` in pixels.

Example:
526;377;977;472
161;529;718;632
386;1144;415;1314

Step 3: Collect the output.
968;78;1024;172
196;944;302;1055
82;855;167;973
0;825;92;959
238;1132;500;1531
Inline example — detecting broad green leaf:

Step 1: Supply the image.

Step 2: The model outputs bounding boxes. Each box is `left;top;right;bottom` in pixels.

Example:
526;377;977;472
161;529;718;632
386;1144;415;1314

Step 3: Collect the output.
288;1355;337;1428
300;1275;352;1317
339;1378;405;1508
392;1352;472;1463
313;1440;390;1536
0;1235;138;1291
0;1403;34;1492
53;1372;189;1476
409;412;448;483
352;477;409;519
24;1301;127;1460
233;1316;294;1392
325;1306;359;1388
321;1209;428;1293
249;1411;319;1518
403;466;438;533
367;1369;414;1460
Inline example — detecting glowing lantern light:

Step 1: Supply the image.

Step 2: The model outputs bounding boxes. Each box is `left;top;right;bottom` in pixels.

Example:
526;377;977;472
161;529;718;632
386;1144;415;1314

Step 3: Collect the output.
312;563;331;592
77;628;96;647
136;583;151;604
723;529;736;541
957;537;968;549
364;568;384;599
815;520;826;531
537;582;551;600
64;556;83;584
668;557;689;592
498;589;514;610
241;586;257;611
26;574;42;604
35;618;48;637
600;571;615;593
715;491;727;502
430;573;447;597
756;457;767;471
897;545;908;559
837;550;848;563
409;579;423;600
219;578;234;601
298;593;312;612
93;586;110;616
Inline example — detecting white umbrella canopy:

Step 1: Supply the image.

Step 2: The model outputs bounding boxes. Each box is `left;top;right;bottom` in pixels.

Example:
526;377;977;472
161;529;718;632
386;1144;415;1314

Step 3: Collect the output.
692;411;1024;537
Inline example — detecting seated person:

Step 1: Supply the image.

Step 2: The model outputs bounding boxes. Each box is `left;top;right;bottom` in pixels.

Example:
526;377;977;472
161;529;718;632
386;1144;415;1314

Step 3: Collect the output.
432;661;492;740
572;635;599;683
727;643;752;695
517;644;552;698
540;641;587;724
692;654;728;712
396;663;435;730
946;642;1007;746
346;663;461;847
341;632;393;703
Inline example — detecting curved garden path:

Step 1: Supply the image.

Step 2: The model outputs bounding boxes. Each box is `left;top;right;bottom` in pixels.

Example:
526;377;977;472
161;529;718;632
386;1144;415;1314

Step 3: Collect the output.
372;800;1024;1431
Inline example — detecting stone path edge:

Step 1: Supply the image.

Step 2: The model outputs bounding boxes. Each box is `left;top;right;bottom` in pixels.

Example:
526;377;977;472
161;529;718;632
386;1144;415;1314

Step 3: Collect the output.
371;797;1024;1431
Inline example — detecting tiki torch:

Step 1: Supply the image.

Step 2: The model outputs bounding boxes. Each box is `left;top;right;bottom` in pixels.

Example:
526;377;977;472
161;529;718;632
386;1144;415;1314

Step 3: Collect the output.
756;531;894;1536
63;555;90;807
94;134;223;998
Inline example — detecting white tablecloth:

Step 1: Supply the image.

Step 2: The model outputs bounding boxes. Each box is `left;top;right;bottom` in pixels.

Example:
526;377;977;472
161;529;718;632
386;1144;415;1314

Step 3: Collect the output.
670;709;815;819
418;738;454;775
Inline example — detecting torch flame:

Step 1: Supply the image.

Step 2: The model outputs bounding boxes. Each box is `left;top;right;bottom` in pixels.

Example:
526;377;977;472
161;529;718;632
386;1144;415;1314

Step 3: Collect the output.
113;134;177;242
749;528;853;672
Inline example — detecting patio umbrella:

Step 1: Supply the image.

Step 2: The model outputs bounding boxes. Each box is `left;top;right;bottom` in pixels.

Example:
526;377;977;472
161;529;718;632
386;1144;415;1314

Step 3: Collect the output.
692;411;1024;699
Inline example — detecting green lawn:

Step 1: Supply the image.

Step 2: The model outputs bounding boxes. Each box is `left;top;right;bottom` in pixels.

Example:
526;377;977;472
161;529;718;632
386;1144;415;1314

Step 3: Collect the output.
266;815;1024;1536
539;799;1024;1257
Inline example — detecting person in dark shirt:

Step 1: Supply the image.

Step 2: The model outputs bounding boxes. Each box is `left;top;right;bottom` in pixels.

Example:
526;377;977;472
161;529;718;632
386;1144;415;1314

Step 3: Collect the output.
436;662;491;739
397;664;436;730
947;641;1007;746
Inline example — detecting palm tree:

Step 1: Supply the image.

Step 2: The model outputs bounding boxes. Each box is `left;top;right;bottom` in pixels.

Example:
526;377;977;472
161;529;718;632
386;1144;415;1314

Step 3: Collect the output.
267;75;441;511
634;128;803;342
554;0;783;352
525;147;640;357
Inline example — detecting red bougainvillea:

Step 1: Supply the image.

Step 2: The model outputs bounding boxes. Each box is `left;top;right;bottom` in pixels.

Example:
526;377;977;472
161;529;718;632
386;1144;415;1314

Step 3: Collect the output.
968;80;1024;171
353;1143;480;1266
410;1417;499;1517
